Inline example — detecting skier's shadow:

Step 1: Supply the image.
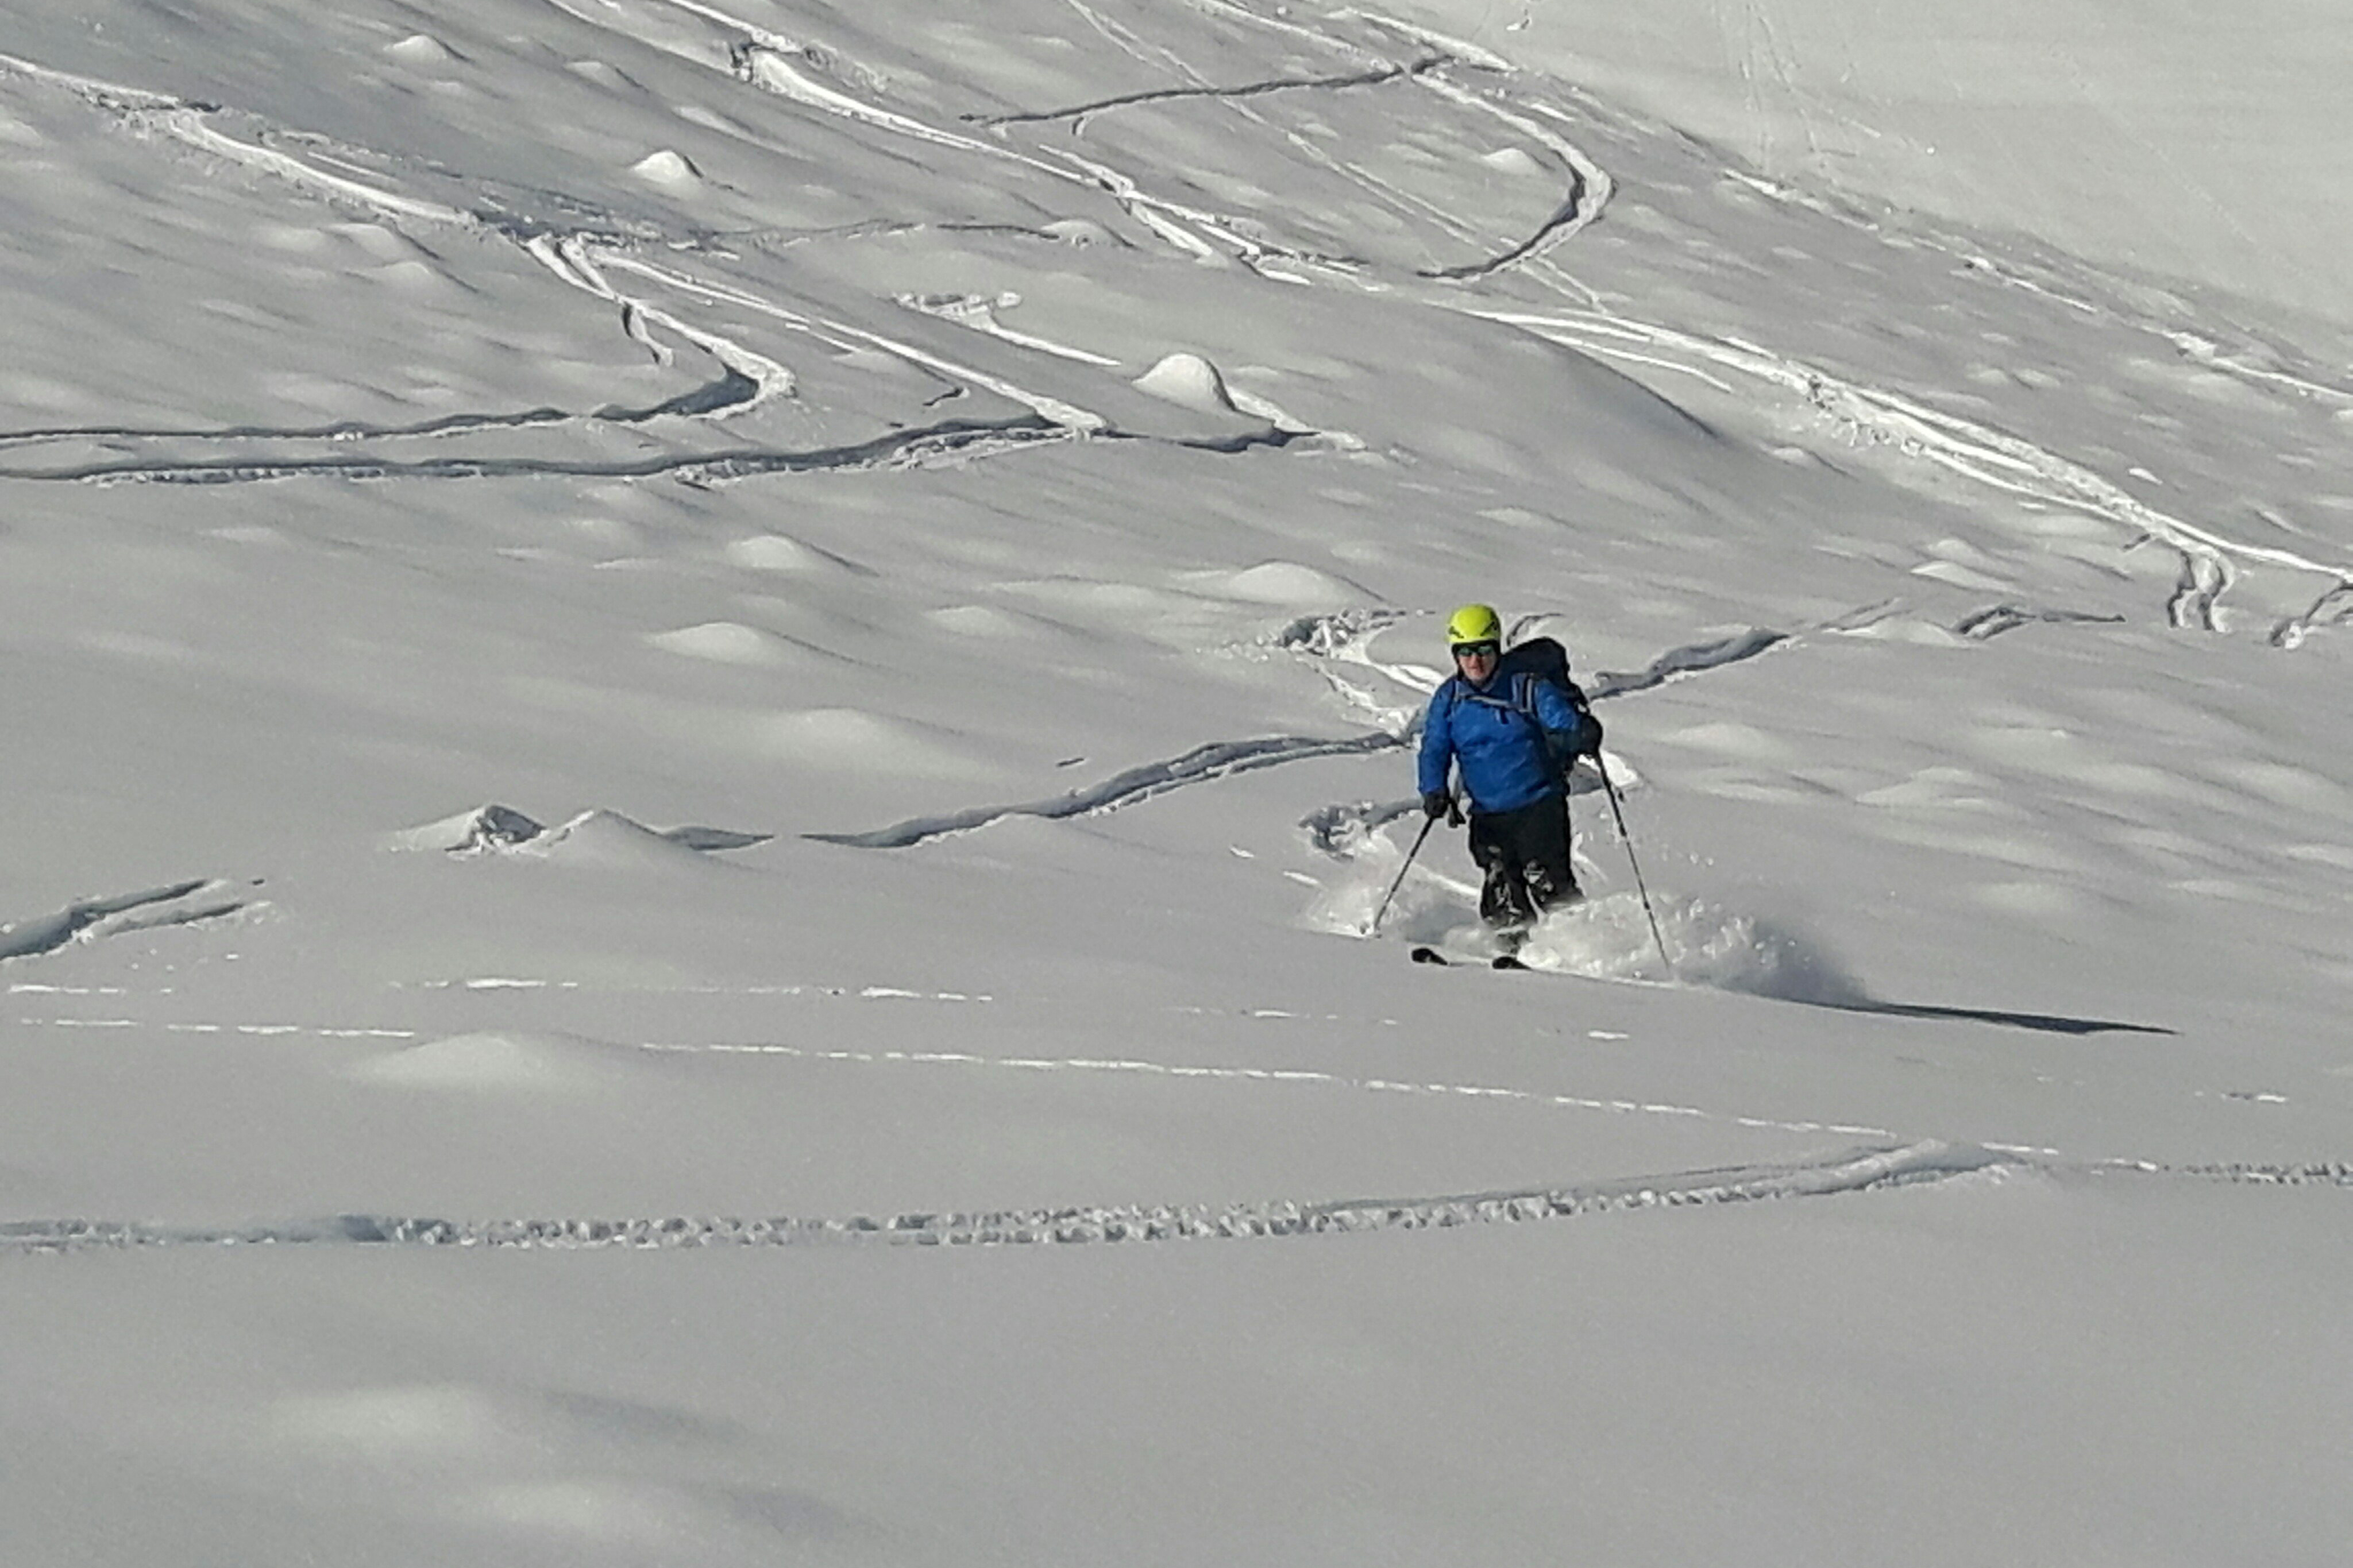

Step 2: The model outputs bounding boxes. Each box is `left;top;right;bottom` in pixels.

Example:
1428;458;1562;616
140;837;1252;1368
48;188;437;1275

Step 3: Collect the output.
1811;995;2171;1037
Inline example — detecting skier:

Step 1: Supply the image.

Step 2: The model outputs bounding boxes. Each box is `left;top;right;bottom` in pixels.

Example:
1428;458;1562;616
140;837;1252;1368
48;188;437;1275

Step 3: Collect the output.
1417;604;1602;932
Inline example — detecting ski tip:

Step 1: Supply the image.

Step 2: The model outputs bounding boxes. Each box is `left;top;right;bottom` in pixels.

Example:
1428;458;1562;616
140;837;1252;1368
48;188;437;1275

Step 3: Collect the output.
1491;954;1530;971
1410;946;1449;965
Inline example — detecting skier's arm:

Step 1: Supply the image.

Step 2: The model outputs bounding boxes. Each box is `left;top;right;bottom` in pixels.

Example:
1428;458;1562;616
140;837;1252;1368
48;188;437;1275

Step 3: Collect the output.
1416;685;1457;801
1532;679;1602;767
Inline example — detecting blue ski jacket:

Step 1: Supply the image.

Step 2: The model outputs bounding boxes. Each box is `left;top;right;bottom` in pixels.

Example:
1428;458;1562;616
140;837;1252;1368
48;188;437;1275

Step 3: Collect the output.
1417;669;1597;816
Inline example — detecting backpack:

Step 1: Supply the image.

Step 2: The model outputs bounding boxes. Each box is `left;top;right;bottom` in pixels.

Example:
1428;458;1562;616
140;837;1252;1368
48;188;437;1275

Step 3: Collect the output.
1495;635;1577;704
1486;636;1598;772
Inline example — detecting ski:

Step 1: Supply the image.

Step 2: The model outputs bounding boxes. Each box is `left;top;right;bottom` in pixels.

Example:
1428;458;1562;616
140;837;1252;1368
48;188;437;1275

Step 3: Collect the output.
1410;944;1533;972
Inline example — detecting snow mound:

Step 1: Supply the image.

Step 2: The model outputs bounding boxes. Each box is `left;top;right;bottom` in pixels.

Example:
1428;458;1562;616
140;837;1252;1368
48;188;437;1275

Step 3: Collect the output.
1479;146;1545;176
368;259;455;294
384;804;545;854
630;149;704;189
1133;352;1240;414
646;621;796;666
724;532;840;573
384;33;461;65
388;807;764;863
1190;561;1376;608
328;221;419;262
520;810;734;870
347;1030;631;1093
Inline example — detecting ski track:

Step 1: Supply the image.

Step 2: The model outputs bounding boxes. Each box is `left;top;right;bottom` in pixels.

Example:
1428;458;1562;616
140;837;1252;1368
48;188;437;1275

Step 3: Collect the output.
894;293;1125;368
1716;110;2353;418
1469;307;2353;634
518;235;798;408
808;732;1408;849
1583;627;1788;700
817;619;1795;852
555;241;1116;432
1046;2;1606;292
1409;69;1614;283
1039;0;1415;281
5;1143;2347;1256
0;880;259;963
2270;582;2353;650
966;61;1429;129
2;37;1117;482
595;0;1358;282
1953;603;2130;642
1;0;2347;1343
0;418;1075;488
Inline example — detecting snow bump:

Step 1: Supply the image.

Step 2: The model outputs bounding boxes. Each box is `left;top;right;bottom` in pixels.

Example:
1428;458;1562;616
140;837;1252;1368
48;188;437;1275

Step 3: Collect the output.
629;149;704;190
1191;560;1376;607
347;1030;635;1094
1133;352;1240;414
1478;146;1546;177
522;810;740;871
724;532;848;573
383;805;546;855
646;621;798;666
384;33;462;66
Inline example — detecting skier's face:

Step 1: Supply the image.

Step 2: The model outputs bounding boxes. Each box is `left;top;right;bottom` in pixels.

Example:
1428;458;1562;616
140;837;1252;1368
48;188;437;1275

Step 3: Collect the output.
1453;640;1499;685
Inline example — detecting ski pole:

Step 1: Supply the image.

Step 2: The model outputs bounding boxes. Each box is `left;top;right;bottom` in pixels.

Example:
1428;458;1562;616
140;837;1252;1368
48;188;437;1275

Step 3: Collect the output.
1368;802;1443;936
1595;762;1673;974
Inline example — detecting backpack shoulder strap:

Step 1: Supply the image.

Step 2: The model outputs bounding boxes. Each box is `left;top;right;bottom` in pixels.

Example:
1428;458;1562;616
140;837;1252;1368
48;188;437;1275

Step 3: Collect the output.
1509;671;1539;717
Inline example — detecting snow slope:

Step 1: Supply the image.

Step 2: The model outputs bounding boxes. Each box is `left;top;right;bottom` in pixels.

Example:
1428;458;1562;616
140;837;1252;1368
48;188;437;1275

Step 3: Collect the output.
1395;0;2353;333
3;2;2350;1564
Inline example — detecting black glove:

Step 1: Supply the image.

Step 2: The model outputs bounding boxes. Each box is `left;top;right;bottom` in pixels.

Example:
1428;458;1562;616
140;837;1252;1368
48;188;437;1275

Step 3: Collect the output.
1422;791;1452;821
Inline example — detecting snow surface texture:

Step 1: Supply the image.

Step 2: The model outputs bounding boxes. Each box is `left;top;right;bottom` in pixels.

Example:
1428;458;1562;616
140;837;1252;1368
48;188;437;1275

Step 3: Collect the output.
3;2;2351;1565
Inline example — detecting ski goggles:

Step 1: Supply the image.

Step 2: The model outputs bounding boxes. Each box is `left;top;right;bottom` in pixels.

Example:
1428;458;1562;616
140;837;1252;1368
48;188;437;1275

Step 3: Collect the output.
1451;640;1502;659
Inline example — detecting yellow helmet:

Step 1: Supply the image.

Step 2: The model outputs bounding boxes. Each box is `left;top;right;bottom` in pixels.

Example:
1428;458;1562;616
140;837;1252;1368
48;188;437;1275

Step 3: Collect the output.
1444;603;1503;647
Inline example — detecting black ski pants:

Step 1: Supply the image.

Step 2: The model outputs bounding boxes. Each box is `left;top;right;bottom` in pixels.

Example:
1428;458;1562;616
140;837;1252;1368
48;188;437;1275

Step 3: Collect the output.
1467;794;1578;928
